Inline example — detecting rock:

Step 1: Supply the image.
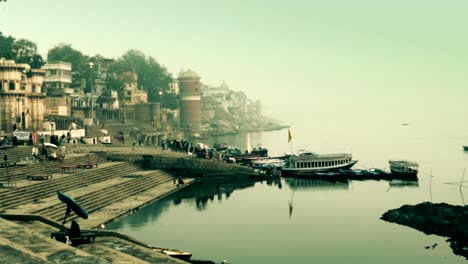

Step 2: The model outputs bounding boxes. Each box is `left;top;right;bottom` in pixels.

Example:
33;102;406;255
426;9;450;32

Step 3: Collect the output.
381;202;468;259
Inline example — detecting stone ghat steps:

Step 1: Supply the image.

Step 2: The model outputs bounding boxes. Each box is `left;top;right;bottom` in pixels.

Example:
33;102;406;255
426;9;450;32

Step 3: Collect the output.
0;153;108;182
10;219;186;264
0;146;33;163
0;163;141;211
0;218;107;263
36;171;173;222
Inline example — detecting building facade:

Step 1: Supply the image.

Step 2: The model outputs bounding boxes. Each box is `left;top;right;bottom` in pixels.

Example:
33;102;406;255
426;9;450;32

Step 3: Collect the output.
0;59;45;132
42;61;72;117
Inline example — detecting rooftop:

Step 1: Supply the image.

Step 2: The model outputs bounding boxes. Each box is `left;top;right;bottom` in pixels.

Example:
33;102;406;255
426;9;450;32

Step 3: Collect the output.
178;69;200;79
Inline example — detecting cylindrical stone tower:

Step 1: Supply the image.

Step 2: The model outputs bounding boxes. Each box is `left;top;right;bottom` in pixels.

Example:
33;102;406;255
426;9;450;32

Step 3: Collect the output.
178;69;201;133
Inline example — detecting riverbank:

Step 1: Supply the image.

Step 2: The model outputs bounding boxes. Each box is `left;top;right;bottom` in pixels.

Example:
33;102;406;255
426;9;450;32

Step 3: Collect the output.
381;202;468;259
0;144;266;263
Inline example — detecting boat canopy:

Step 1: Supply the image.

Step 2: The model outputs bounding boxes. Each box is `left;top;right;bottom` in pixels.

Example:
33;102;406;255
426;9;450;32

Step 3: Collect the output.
297;150;317;156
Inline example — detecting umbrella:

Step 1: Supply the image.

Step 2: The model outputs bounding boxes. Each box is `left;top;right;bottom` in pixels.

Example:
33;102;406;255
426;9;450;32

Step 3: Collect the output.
100;129;108;135
44;142;58;148
57;192;88;219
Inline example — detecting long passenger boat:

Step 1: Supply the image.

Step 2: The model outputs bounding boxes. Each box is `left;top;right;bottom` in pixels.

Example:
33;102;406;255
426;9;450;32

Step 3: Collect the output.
281;150;357;177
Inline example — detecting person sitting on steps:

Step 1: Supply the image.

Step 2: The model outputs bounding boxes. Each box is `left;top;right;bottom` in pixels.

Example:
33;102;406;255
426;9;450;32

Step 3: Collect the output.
67;220;81;238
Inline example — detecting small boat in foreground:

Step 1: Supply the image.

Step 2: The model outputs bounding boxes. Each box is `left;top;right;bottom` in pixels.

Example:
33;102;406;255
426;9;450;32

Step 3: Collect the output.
151;247;192;261
389;160;418;178
281;150;357;177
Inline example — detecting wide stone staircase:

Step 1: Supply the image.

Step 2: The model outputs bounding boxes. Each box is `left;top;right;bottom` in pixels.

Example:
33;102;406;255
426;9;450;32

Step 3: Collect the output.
0;217;186;263
33;170;173;222
0;153;107;182
0;162;141;212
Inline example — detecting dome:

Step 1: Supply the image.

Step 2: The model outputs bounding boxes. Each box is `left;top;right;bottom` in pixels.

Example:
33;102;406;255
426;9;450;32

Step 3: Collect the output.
178;69;200;79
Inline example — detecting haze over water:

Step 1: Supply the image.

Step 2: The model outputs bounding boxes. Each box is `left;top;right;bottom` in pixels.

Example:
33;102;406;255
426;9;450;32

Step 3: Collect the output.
2;1;467;262
107;112;468;264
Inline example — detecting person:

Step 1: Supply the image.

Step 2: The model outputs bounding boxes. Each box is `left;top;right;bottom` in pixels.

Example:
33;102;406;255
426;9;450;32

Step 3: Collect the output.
50;151;57;160
177;178;184;186
28;133;33;146
67;220;81;238
12;123;17;131
32;146;38;157
60;146;66;160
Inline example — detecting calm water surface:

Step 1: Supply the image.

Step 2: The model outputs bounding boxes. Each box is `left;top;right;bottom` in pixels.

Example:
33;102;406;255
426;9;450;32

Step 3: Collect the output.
107;117;468;263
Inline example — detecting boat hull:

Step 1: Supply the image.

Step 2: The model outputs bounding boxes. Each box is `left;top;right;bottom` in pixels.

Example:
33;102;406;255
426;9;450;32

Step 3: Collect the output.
281;161;357;177
389;170;418;179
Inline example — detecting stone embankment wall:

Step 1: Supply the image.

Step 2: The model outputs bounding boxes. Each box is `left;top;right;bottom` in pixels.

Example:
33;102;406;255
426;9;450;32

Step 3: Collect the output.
106;153;260;179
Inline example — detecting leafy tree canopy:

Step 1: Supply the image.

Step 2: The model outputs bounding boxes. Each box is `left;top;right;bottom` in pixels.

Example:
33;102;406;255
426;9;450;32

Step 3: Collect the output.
108;50;175;108
0;32;44;69
0;31;15;60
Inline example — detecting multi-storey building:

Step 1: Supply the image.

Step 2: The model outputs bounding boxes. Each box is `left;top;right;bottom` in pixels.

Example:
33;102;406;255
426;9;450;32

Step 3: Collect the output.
42;61;72;116
0;58;45;132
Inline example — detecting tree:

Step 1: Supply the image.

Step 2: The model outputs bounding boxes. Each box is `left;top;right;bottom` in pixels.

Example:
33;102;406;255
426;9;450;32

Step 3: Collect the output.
0;33;44;68
11;39;44;68
0;31;15;59
110;50;173;104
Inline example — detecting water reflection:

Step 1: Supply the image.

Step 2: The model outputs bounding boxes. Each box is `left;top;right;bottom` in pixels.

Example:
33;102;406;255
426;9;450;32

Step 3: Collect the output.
175;181;255;211
107;180;256;229
284;178;349;191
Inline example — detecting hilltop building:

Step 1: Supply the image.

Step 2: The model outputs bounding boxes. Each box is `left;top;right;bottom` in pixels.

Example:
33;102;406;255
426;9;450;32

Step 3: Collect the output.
178;69;201;133
201;81;230;112
0;58;46;132
122;72;147;105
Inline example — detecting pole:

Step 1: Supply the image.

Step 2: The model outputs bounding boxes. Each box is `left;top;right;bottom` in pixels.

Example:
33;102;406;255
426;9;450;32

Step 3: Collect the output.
429;169;433;202
460;168;465;205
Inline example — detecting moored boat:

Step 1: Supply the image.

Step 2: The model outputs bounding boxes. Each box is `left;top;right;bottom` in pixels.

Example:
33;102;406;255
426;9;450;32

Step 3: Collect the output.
281;151;357;177
389;160;418;178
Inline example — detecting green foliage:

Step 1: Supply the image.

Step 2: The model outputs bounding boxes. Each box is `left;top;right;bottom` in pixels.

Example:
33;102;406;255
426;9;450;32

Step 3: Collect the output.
109;50;174;105
162;92;179;110
0;31;15;59
106;64;135;102
0;32;44;69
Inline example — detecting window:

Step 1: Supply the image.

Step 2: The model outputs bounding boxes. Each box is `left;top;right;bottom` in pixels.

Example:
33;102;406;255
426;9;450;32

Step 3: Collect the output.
9;82;15;90
0;81;2;91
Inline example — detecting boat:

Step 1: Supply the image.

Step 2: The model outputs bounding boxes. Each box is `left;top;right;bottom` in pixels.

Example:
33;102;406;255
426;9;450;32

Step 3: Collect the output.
150;247;192;261
281;151;357;177
235;147;269;162
192;133;208;139
463;146;468;151
389;160;418;178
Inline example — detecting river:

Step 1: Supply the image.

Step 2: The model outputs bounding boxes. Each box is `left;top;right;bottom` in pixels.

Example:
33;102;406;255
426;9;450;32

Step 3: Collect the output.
107;115;468;263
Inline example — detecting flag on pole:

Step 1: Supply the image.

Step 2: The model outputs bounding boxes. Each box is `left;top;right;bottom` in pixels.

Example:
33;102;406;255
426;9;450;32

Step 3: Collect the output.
288;128;292;143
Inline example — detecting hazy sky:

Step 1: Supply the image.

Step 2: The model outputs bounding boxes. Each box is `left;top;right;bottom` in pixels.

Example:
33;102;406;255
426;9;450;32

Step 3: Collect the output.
1;0;467;122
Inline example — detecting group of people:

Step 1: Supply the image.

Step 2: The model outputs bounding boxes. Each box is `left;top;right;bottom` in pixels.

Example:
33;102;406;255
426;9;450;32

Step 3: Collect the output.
31;145;66;161
0;136;18;149
162;139;227;162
